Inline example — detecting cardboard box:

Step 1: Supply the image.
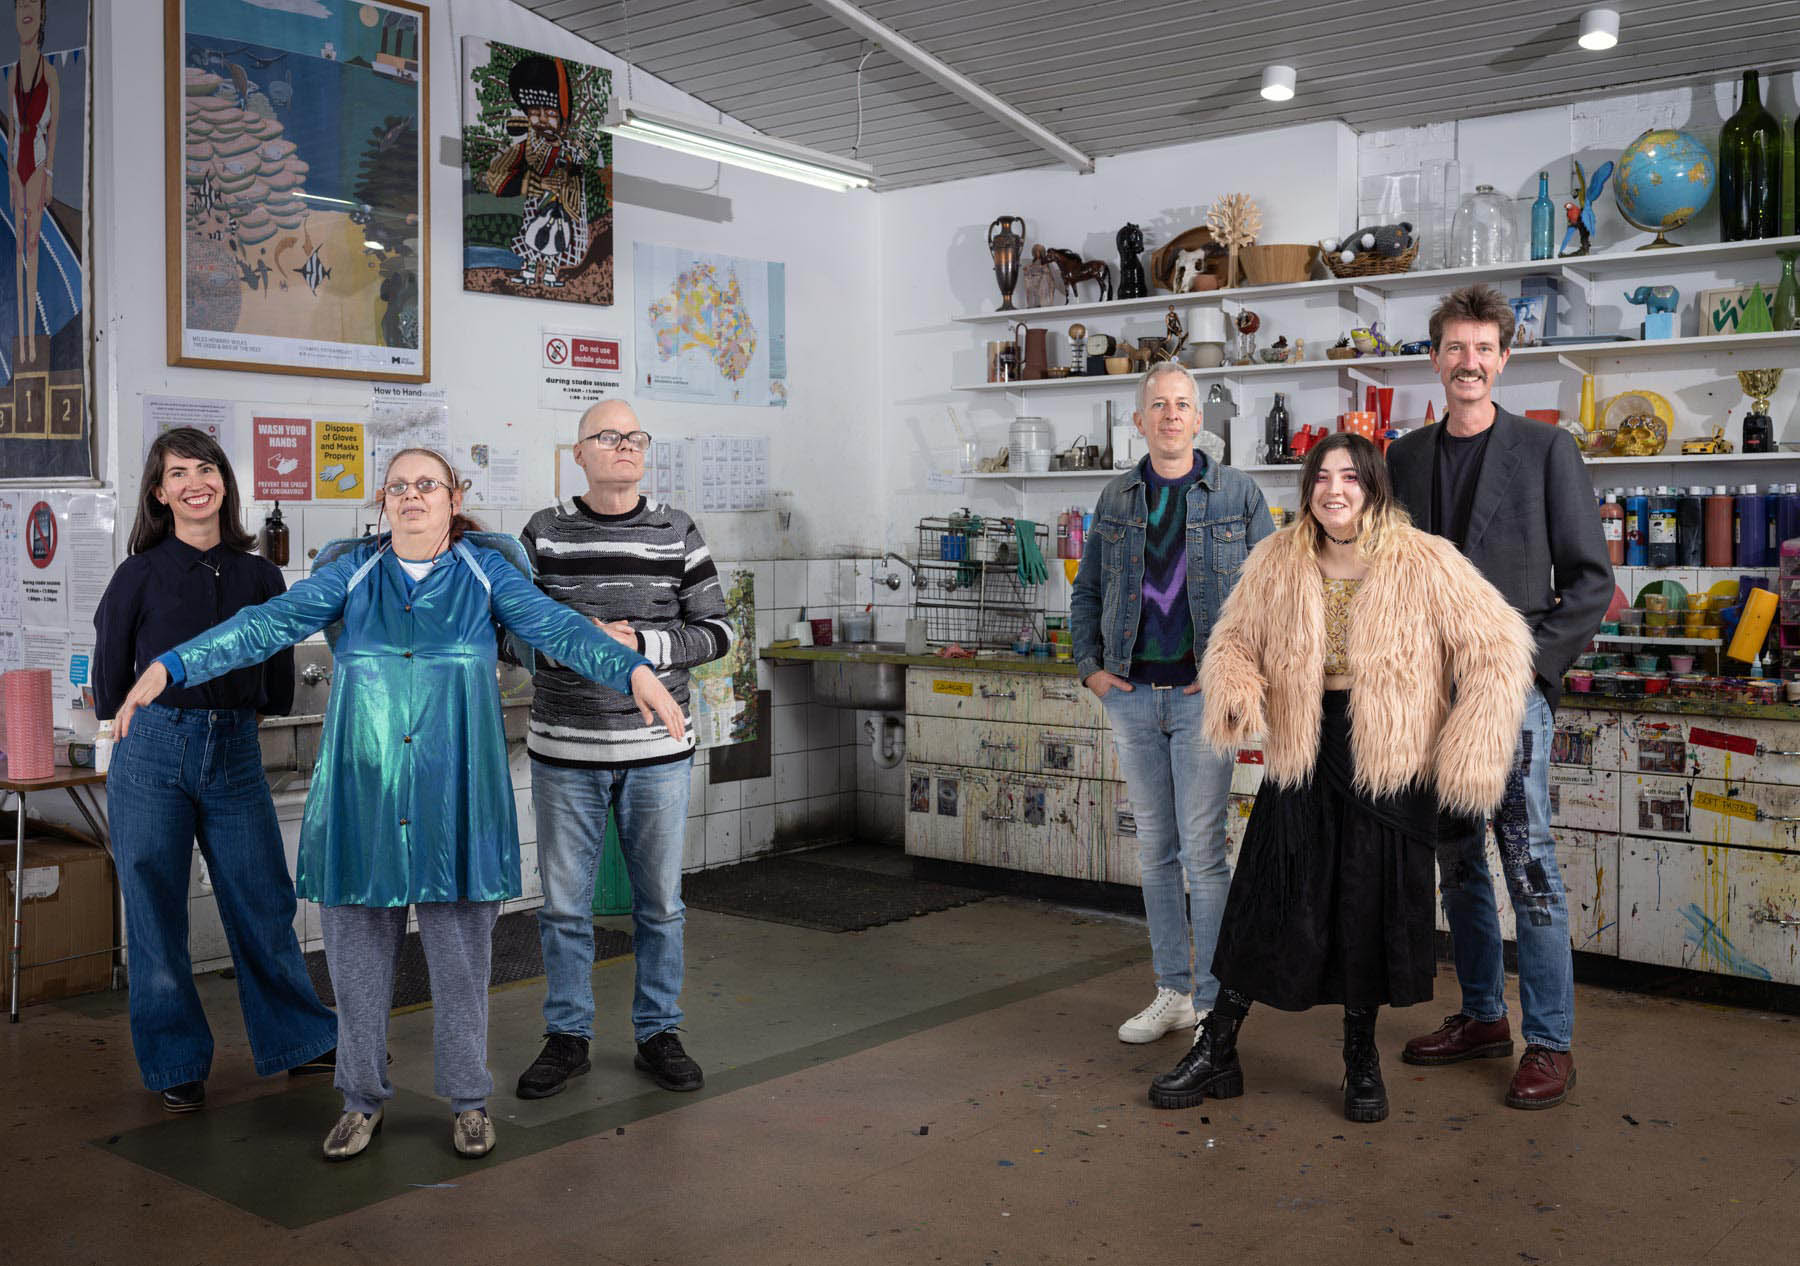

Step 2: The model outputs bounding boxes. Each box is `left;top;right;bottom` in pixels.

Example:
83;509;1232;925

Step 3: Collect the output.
0;837;116;1008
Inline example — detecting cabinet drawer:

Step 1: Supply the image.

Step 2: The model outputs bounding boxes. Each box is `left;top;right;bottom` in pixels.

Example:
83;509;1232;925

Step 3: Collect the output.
1549;709;1623;772
1619;713;1800;785
1618;839;1800;984
1547;766;1619;833
903;762;1109;881
906;668;1098;728
1625;774;1800;853
1560;830;1620;958
908;715;1114;780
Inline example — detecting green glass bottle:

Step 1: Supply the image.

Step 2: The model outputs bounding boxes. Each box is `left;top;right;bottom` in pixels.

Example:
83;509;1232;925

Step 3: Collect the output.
1773;251;1799;333
1719;70;1782;240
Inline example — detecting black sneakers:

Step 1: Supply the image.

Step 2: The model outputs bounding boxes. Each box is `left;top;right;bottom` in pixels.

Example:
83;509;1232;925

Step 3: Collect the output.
515;1033;592;1100
634;1030;704;1092
288;1047;337;1077
159;1080;206;1113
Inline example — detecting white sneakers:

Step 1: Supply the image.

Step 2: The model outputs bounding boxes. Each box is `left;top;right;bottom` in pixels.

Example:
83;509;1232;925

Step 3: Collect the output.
1118;988;1200;1043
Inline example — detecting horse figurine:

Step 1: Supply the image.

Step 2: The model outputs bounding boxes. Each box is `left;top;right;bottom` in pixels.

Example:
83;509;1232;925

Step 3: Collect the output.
1043;247;1114;303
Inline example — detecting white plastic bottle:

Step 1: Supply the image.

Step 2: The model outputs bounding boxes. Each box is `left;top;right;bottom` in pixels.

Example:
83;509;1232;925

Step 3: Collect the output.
93;720;114;774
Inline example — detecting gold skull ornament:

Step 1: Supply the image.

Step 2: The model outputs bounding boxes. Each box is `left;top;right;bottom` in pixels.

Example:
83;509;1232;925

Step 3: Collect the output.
1612;413;1668;456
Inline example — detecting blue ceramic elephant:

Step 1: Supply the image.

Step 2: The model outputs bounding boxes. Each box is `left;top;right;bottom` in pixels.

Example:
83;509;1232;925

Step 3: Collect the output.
1623;285;1679;314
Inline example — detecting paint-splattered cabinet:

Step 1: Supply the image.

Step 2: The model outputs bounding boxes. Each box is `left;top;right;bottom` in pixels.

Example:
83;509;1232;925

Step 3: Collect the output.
1557;705;1800;985
904;667;1263;885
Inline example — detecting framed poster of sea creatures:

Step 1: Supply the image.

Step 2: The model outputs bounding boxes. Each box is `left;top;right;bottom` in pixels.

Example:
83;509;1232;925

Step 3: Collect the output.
165;0;429;382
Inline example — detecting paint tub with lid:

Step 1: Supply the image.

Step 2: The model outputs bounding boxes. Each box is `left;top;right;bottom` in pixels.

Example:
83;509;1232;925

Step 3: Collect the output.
1590;671;1619;695
1669;673;1707;698
1641;593;1670;614
1643;673;1670;695
1566;669;1595;693
1667;654;1696;673
1598;621;1620;636
1750;679;1781;705
1631;652;1661;671
1612;671;1646;698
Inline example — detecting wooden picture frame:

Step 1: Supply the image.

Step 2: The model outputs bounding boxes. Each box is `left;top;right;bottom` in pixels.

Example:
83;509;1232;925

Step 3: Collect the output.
165;0;429;383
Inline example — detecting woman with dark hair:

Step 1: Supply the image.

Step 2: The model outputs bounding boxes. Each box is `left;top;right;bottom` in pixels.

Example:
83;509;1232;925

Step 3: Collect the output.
93;427;337;1114
111;447;686;1162
1147;432;1535;1122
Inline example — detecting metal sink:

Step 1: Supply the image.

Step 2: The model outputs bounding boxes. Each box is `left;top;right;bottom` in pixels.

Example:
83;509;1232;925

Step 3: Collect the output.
810;643;906;710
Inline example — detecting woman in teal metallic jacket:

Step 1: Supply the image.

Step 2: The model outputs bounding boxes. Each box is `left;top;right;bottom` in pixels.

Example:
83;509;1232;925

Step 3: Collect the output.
113;448;686;1163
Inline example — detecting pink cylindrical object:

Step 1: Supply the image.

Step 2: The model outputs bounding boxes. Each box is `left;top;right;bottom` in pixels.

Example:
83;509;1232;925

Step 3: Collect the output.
3;669;55;780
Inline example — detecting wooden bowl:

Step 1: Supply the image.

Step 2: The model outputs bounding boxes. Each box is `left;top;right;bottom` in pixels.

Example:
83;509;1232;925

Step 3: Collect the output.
1239;244;1318;286
1104;357;1131;374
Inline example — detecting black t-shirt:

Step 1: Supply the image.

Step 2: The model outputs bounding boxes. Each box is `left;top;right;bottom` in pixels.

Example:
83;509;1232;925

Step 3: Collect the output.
1432;423;1494;549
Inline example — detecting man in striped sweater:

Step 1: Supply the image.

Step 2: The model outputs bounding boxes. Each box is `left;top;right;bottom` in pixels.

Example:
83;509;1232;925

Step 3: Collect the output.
515;400;734;1100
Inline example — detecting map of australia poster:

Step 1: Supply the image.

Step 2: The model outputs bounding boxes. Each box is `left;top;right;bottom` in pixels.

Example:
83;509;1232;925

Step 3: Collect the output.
633;242;786;407
165;0;428;382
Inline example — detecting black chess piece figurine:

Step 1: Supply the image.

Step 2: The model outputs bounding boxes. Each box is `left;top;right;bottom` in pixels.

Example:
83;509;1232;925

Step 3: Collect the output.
1116;223;1148;300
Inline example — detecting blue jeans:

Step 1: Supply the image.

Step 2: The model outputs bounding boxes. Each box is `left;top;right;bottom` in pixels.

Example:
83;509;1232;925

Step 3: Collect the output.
1435;688;1574;1051
108;703;336;1090
1102;685;1235;1010
532;756;690;1042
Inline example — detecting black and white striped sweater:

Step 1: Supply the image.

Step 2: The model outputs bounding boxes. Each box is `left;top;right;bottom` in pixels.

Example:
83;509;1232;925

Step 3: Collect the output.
521;496;733;768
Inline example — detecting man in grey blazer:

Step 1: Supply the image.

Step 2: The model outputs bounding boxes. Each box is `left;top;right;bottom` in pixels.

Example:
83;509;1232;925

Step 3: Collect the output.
1385;283;1611;1110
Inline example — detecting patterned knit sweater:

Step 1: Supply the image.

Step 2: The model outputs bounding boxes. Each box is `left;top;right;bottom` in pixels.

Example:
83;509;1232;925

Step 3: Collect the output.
521;495;733;768
1128;456;1203;687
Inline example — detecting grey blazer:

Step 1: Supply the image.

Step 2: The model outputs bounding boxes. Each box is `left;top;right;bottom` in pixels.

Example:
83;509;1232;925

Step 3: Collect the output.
1386;406;1612;708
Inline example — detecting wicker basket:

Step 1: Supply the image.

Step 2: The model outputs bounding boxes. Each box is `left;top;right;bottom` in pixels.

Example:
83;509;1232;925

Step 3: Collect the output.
1325;240;1420;278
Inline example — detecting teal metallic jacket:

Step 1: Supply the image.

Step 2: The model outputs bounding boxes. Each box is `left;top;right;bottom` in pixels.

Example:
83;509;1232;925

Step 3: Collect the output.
168;538;650;907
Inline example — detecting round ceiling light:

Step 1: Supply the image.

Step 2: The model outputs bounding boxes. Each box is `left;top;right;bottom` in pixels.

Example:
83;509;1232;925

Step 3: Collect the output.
1578;8;1620;50
1260;65;1297;102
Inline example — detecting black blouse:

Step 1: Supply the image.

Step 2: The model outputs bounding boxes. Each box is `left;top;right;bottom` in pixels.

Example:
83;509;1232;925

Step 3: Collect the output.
92;536;295;719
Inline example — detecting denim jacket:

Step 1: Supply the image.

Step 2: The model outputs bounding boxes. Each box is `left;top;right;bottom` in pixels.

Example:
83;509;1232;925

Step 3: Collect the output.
1070;454;1273;685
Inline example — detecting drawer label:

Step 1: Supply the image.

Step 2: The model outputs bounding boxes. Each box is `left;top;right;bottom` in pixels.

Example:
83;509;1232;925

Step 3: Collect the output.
1690;727;1757;756
1693;791;1759;822
931;679;974;696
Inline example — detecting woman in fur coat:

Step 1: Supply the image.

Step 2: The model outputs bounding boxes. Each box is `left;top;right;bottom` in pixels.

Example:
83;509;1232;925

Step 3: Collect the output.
1149;432;1534;1123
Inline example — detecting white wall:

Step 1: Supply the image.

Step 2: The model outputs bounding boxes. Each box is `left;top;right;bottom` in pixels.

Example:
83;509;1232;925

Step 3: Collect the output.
94;0;882;564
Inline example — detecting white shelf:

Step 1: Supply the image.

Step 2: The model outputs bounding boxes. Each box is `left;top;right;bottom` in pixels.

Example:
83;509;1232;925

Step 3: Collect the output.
953;330;1800;394
1585;450;1800;466
952;234;1800;326
960;469;1119;480
1592;635;1722;647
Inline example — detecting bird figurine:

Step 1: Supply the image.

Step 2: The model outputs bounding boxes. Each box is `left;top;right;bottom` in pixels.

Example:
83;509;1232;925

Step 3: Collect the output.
1558;159;1615;258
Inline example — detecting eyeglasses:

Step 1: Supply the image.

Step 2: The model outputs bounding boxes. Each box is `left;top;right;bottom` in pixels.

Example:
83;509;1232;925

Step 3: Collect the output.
382;477;449;497
577;429;652;452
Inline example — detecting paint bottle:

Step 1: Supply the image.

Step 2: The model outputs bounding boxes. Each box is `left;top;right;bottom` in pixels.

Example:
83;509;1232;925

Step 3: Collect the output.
1056;510;1072;559
1735;484;1771;567
1775;482;1800;550
1068;510;1085;558
1704;486;1736;566
1647;485;1679;567
1624;486;1649;566
1598;493;1625;566
1676;487;1706;567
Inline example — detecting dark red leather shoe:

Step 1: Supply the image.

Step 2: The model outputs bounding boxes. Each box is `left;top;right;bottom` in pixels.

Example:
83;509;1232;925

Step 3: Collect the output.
1505;1045;1575;1109
1401;1013;1515;1066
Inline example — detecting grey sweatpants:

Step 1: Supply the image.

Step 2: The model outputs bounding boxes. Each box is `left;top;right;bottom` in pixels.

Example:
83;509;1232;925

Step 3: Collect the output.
319;900;500;1115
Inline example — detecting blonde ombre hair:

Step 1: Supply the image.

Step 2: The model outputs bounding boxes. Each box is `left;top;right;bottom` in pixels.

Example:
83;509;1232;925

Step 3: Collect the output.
1292;431;1412;562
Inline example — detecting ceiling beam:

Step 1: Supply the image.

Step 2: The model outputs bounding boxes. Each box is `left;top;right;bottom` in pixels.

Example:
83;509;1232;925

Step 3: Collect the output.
802;0;1094;173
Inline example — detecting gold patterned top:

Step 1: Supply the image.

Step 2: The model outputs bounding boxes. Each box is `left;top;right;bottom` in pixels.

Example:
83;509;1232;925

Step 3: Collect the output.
1322;577;1363;677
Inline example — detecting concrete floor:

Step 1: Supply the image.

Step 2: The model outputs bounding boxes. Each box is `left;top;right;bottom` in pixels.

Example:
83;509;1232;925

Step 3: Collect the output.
2;850;1797;1265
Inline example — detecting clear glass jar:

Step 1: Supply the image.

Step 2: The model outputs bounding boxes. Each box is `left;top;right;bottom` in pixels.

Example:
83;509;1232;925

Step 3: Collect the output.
1452;184;1519;267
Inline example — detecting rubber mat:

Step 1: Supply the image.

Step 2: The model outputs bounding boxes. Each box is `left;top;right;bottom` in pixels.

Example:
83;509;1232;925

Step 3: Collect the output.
680;856;988;933
302;911;631;1009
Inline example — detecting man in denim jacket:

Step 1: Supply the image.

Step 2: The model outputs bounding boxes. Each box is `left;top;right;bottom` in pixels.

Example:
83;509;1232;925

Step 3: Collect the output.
1072;361;1274;1043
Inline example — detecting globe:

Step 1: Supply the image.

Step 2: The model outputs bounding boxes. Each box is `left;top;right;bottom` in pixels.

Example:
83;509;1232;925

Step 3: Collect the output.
1614;128;1716;248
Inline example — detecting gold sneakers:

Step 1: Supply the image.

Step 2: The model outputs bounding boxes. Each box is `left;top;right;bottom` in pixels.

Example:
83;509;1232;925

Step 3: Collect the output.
452;1108;496;1158
322;1107;383;1161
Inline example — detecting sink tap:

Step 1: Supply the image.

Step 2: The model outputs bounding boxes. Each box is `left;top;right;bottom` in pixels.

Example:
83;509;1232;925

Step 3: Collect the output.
299;662;331;687
879;553;917;590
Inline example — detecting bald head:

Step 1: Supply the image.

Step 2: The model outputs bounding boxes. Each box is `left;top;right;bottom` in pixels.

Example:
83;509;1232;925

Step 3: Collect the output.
577;399;638;441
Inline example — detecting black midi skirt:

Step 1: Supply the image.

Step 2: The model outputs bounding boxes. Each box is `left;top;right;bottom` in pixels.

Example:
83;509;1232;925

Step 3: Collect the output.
1210;691;1438;1011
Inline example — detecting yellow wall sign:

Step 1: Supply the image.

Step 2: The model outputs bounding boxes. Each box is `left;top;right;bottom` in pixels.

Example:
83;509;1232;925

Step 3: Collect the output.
931;679;974;697
313;421;366;501
1693;791;1759;823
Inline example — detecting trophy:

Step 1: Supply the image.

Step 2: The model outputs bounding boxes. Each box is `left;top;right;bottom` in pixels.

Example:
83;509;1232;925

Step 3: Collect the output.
987;215;1026;312
1737;368;1782;454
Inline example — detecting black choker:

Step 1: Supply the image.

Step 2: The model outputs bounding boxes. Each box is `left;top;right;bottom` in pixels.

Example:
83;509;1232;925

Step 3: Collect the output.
1324;531;1358;546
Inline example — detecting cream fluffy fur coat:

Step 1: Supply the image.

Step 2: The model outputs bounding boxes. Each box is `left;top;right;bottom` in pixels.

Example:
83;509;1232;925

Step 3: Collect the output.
1200;522;1536;817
